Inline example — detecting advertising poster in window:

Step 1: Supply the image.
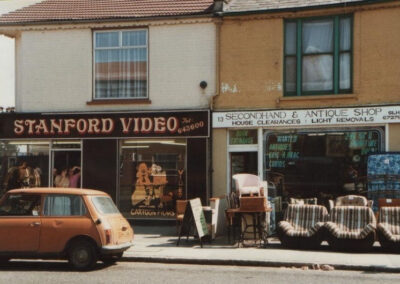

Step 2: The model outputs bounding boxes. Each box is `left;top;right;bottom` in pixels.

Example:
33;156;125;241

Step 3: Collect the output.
119;139;187;219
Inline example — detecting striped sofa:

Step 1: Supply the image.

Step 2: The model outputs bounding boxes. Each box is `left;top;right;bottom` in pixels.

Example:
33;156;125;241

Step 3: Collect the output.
377;207;400;251
325;206;376;251
277;204;328;249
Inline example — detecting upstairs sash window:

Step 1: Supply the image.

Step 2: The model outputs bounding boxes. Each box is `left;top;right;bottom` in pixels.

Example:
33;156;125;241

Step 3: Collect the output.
284;16;352;96
94;30;148;99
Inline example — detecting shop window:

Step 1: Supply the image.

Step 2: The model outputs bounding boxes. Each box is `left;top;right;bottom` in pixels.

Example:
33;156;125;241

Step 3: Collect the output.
264;129;382;203
118;139;186;219
284;16;352;96
0;141;50;194
94;29;148;99
229;130;258;145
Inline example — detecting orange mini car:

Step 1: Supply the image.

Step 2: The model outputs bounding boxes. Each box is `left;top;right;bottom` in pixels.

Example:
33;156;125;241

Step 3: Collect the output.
0;188;134;270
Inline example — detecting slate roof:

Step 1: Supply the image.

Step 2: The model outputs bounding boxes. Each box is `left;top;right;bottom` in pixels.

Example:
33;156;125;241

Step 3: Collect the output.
223;0;382;13
0;0;215;25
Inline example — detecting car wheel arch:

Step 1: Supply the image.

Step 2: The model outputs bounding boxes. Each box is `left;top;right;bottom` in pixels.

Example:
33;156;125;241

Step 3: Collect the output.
64;235;100;255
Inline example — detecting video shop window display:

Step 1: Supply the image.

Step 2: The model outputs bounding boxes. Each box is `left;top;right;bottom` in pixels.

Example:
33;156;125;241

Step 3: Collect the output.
0;141;49;194
119;139;187;218
264;128;383;205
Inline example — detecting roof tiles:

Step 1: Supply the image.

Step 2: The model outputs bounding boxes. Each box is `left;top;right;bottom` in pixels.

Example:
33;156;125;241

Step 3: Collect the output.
0;0;215;24
223;0;370;13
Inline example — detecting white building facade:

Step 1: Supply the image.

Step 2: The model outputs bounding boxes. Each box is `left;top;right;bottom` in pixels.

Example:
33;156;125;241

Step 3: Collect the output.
0;0;218;221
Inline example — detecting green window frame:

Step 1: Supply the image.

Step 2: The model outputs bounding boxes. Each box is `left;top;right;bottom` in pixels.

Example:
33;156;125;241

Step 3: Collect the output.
284;15;353;96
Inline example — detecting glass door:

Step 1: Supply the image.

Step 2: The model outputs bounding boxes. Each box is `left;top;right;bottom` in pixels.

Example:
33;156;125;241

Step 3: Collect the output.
230;152;258;192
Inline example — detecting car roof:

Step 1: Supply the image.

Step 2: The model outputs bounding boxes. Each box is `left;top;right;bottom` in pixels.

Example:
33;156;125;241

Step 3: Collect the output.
7;187;108;196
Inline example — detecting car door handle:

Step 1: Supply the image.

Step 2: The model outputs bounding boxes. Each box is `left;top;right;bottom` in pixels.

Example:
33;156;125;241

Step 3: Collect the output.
30;222;41;227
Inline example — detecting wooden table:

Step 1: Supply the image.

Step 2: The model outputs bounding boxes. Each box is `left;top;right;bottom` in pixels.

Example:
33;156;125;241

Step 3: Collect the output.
226;207;272;247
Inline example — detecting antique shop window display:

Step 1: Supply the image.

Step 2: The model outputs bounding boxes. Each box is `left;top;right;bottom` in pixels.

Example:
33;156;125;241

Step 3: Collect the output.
0;141;50;194
119;139;186;219
264;129;382;204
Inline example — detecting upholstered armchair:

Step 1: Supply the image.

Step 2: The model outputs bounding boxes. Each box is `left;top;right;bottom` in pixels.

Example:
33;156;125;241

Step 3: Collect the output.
289;197;318;205
277;204;328;249
325;206;376;251
328;195;373;212
232;174;268;197
377;207;400;251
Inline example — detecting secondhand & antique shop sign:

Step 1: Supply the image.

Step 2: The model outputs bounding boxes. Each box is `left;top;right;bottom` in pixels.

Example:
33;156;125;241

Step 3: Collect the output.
213;106;400;128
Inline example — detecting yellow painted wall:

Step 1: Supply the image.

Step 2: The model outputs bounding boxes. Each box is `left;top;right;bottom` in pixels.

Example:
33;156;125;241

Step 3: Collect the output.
214;3;400;110
212;129;228;197
389;124;400;151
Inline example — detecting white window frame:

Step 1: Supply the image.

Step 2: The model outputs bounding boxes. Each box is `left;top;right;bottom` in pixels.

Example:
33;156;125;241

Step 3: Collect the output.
93;29;149;100
226;128;263;194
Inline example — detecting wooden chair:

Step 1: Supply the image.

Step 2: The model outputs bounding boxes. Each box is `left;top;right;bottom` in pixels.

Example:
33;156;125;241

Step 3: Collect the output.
176;200;187;234
225;192;240;244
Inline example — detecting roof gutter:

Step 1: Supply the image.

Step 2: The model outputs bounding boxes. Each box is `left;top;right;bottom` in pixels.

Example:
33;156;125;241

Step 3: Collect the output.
218;0;399;17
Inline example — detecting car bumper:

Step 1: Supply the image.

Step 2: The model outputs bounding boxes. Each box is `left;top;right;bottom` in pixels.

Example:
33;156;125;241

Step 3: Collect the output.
101;242;133;254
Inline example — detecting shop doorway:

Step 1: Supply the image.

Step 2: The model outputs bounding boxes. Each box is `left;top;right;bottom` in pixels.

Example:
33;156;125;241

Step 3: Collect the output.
230;152;258;192
51;141;82;188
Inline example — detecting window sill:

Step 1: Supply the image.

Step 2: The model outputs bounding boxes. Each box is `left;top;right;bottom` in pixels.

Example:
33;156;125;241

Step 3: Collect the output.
87;99;152;105
277;94;357;105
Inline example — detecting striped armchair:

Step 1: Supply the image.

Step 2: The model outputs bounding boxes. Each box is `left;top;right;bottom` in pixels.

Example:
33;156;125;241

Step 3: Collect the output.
377;207;400;251
277;204;328;249
325;206;376;251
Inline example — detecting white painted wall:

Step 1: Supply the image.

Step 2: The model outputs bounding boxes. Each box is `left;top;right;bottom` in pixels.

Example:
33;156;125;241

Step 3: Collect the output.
15;22;216;112
0;0;41;108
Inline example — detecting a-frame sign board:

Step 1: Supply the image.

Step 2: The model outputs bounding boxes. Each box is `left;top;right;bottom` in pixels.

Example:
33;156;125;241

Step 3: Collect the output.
177;198;209;248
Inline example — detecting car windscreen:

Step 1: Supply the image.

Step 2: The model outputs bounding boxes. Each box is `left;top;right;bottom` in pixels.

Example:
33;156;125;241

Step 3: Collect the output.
90;196;120;215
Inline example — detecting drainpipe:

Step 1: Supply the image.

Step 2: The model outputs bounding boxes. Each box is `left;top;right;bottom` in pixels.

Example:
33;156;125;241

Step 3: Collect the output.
212;0;223;111
207;1;223;201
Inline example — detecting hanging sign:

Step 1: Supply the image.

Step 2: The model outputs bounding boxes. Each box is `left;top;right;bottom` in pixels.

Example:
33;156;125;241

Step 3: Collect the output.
213;105;400;128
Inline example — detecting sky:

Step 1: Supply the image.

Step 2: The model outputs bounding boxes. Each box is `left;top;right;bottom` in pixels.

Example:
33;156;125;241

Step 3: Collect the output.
0;0;41;108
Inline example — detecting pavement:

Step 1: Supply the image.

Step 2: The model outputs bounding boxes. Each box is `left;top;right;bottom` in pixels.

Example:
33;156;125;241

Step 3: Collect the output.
122;225;400;273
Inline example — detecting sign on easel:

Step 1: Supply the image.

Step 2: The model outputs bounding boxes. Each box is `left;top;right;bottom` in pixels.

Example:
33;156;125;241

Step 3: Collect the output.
177;198;209;247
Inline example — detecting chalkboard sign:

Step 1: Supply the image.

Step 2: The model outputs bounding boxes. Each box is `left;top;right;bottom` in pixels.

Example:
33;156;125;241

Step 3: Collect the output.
177;198;209;247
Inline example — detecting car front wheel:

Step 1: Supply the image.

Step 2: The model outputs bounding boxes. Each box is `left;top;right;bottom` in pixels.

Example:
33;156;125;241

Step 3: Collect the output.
68;240;97;271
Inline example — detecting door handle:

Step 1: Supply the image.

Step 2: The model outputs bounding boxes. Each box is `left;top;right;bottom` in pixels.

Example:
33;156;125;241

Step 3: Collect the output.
30;222;41;227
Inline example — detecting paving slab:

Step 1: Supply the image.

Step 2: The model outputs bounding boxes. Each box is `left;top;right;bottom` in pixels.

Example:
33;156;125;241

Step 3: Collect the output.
122;226;400;272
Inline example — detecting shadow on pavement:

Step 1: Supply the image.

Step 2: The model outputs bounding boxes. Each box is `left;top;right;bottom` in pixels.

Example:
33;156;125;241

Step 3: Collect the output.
0;260;114;272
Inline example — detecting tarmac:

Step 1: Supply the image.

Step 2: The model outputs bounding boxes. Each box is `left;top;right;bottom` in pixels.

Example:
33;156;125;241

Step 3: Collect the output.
122;225;400;273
